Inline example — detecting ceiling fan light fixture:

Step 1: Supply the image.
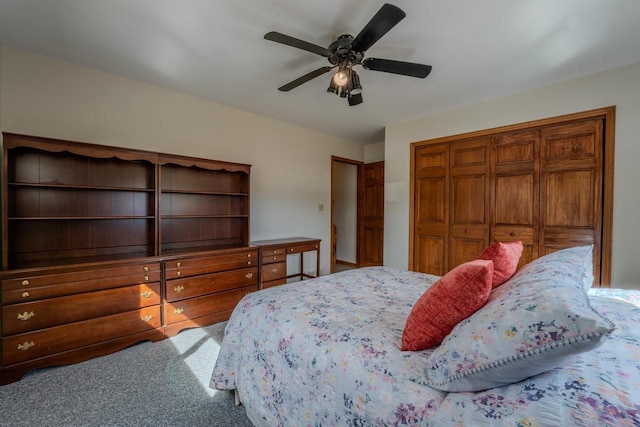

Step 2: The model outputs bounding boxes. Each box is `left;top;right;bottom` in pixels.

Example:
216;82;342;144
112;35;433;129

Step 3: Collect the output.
327;78;340;94
350;71;362;95
348;92;363;106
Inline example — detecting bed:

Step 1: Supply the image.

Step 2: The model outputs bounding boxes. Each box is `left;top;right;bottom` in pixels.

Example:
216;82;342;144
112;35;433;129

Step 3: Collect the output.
210;246;640;426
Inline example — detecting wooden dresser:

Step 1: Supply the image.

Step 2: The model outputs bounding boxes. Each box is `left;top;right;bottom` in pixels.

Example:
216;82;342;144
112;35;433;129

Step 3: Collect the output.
0;133;256;384
163;247;258;336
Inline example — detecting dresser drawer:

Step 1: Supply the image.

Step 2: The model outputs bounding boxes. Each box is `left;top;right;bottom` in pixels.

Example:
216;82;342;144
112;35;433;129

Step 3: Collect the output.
164;286;257;325
261;262;286;282
2;282;160;335
262;278;287;289
2;306;161;366
165;250;258;279
2;267;160;304
165;267;257;302
262;254;286;264
1;262;160;289
287;242;320;254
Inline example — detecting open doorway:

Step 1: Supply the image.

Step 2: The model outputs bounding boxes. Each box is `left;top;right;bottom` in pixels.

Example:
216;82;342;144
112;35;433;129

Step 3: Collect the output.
331;157;362;274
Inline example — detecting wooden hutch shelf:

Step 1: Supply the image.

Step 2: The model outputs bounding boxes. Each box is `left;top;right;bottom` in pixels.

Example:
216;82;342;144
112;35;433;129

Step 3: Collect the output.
0;133;256;384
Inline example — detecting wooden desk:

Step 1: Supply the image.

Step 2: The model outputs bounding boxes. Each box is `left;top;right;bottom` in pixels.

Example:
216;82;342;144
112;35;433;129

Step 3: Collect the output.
251;237;321;289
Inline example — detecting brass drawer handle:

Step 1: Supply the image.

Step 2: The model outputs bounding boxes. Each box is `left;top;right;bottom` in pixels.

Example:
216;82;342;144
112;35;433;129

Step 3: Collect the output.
17;311;35;321
510;232;516;237
176;262;182;267
174;285;185;293
176;271;181;276
141;315;154;322
271;268;279;274
245;272;253;279
174;308;184;315
247;253;252;258
22;292;30;298
272;250;277;254
17;341;35;351
272;256;277;260
247;261;252;265
144;275;149;281
290;248;294;252
141;291;153;299
21;280;30;286
143;266;149;272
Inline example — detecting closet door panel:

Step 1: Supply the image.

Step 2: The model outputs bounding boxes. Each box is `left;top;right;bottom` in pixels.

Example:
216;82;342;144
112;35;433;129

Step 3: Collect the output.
494;174;534;226
545;169;595;227
413;144;449;275
449;231;487;269
540;119;603;282
449;138;489;268
491;130;539;267
414;235;446;276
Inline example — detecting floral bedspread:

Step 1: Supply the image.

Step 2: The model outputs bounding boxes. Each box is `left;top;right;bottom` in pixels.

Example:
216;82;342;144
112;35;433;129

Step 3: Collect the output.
210;267;640;426
210;267;445;426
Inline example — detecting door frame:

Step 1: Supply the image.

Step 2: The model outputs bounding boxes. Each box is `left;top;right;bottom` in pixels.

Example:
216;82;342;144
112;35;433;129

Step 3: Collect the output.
331;156;364;273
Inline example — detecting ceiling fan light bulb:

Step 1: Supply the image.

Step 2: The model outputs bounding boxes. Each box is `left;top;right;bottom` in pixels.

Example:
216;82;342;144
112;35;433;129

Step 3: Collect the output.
333;70;349;87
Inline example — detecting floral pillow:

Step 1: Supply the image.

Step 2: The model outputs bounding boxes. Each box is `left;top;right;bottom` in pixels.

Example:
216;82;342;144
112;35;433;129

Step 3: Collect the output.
425;245;615;392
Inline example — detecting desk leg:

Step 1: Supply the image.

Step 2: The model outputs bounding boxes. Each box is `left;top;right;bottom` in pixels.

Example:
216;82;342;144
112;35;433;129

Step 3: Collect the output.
299;254;304;281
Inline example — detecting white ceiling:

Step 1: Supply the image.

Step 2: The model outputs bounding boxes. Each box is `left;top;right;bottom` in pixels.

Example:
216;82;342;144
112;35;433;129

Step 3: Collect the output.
2;0;640;144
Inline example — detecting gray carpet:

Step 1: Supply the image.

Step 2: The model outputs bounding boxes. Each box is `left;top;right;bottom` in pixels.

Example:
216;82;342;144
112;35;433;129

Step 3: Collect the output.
0;322;254;427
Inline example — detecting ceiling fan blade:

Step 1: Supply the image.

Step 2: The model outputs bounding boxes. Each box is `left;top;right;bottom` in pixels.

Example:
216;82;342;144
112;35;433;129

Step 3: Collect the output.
278;66;334;91
264;31;331;57
362;58;432;78
351;3;406;53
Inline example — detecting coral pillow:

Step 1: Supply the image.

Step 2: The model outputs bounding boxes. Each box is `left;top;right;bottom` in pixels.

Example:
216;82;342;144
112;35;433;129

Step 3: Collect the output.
401;259;494;351
478;241;523;288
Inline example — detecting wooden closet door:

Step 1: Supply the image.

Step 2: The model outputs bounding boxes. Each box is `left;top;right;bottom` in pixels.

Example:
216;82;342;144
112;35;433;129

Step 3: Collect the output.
491;130;539;268
449;138;490;269
540;119;603;282
413;144;449;275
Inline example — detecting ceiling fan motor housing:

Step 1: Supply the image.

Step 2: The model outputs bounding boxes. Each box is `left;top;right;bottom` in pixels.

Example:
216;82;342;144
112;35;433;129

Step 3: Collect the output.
328;35;363;66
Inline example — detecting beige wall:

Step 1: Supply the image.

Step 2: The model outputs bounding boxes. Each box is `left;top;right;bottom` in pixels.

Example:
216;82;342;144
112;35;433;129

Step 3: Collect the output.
364;141;384;163
385;60;640;289
0;45;365;275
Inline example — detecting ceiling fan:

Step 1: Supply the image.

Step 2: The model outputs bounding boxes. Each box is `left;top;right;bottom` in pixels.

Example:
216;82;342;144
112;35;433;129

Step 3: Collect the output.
264;3;432;106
